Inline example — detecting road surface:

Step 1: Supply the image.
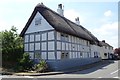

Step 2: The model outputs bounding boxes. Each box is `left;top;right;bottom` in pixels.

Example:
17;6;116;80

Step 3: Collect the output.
1;60;120;79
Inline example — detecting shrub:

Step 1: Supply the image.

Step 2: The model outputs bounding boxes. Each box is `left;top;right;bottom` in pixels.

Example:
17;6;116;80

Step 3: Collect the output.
35;60;48;73
18;53;33;71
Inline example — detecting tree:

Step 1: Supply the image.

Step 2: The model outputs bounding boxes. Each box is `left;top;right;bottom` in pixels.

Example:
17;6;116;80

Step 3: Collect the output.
1;26;23;68
114;48;120;56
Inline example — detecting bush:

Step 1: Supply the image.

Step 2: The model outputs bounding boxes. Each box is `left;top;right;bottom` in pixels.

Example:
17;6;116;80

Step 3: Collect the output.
18;53;33;71
35;60;48;73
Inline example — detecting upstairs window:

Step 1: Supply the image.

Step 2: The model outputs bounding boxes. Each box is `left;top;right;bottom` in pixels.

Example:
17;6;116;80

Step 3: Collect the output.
35;17;42;25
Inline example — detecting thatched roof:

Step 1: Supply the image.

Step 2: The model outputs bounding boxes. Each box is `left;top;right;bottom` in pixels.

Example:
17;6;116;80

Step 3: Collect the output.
20;3;100;45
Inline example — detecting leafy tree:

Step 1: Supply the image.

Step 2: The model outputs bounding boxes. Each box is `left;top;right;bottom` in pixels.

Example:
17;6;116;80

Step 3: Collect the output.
114;48;120;56
1;26;23;68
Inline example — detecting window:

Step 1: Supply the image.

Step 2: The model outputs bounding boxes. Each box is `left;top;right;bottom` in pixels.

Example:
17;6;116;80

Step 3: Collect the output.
61;52;69;59
35;17;42;25
104;53;107;56
80;52;83;57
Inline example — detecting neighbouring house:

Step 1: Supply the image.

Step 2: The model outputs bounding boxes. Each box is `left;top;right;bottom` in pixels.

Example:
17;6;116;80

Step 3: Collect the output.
99;40;114;59
20;3;111;71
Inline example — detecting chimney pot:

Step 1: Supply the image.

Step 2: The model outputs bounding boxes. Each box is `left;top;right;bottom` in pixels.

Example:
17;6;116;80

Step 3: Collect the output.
75;17;80;25
102;40;105;43
57;4;64;16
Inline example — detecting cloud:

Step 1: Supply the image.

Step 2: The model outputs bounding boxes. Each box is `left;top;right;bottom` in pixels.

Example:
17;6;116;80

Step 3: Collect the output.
91;22;118;48
104;10;112;17
64;9;85;24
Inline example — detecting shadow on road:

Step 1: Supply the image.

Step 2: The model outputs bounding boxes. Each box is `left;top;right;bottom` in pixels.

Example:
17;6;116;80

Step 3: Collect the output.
64;60;118;74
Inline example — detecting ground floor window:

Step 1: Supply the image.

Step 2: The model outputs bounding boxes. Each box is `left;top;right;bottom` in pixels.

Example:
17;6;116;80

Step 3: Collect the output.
61;52;69;59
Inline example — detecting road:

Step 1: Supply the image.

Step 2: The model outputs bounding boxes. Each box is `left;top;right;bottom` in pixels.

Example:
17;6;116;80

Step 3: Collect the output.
1;60;120;79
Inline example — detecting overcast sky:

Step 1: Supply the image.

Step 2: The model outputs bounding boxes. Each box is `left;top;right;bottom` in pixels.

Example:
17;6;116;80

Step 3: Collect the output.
0;0;119;48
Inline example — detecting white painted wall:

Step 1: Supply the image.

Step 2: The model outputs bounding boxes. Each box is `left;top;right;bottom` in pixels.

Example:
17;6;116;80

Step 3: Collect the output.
48;31;54;40
24;35;29;42
41;52;47;59
30;35;34;42
48;41;54;50
48;52;55;59
24;44;28;51
42;33;47;41
29;43;34;51
35;34;40;41
25;12;54;34
41;42;47;50
35;43;40;50
29;52;34;59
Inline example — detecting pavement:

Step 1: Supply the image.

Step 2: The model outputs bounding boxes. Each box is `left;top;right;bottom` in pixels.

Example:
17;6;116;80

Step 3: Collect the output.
1;60;113;76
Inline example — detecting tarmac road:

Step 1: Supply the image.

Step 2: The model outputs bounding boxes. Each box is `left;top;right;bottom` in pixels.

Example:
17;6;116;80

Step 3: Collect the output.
1;60;120;80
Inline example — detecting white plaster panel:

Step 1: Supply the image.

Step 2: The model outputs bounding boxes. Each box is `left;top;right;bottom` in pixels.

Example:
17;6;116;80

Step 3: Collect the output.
57;42;61;50
35;43;40;50
57;51;61;59
42;33;47;41
66;43;69;50
48;52;55;59
35;34;40;41
72;52;75;58
24;35;29;42
30;35;34;42
69;52;72;59
48;31;54;40
48;41;54;50
25;12;54;34
57;32;61;40
69;35;71;42
75;52;78;58
62;42;65;50
41;52;47;59
29;43;34;51
41;42;46;50
29;52;34;59
69;43;71;51
24;44;28;51
78;52;80;58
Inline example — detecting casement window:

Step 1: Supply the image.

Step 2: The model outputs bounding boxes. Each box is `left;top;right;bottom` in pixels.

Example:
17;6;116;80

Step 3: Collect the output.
80;52;83;57
35;17;42;25
61;52;69;59
104;53;107;56
61;33;68;41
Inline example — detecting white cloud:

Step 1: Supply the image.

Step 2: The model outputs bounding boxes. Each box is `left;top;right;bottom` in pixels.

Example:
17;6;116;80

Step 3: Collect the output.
64;9;85;24
91;22;118;48
104;10;112;17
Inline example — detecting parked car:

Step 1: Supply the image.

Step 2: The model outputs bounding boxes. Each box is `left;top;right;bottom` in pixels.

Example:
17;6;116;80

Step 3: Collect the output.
112;54;120;60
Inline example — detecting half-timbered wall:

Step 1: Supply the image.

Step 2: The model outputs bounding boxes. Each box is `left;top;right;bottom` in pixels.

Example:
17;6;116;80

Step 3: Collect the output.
56;31;91;60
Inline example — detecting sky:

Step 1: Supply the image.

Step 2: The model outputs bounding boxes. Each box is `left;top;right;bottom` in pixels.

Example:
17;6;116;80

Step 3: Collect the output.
0;0;119;48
